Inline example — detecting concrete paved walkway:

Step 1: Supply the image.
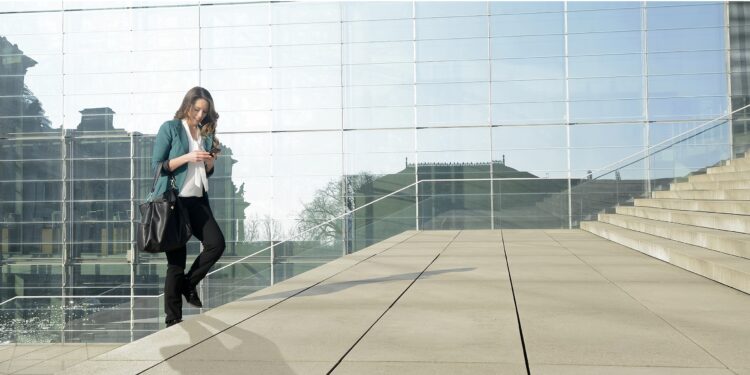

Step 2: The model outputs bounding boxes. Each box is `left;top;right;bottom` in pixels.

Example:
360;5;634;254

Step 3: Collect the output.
12;229;748;374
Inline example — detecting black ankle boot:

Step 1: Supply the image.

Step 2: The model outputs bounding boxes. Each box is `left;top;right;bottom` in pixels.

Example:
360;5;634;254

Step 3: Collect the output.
165;318;182;327
182;277;203;308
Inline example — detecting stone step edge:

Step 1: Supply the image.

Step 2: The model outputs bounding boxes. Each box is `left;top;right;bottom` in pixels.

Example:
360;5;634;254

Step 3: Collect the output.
581;221;750;294
689;171;750;182
598;213;750;259
616;205;750;234
634;198;750;214
652;189;750;200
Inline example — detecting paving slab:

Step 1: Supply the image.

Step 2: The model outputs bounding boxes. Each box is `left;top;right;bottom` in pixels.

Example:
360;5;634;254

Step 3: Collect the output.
144;360;331;375
532;364;734;375
333;361;526;375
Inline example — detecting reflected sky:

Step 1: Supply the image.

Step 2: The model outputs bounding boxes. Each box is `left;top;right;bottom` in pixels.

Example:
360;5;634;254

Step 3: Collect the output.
0;0;734;224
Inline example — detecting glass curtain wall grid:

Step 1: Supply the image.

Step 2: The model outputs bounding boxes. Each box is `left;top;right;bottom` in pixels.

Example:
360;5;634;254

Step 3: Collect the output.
0;0;741;342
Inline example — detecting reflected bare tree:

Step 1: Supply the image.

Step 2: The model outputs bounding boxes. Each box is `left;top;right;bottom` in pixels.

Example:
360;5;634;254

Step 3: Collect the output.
244;213;284;242
294;172;374;244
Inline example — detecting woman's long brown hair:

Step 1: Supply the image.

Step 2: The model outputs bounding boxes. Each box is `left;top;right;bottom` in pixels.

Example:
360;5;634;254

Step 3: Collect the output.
174;86;220;152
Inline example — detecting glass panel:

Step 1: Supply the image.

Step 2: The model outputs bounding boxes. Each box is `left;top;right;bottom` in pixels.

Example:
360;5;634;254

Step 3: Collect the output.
417;60;489;83
490;2;563;14
272;44;340;67
491;35;564;58
63;8;132;33
343;107;414;129
273;109;342;131
648;51;726;75
272;22;341;45
273;66;341;88
417;16;488;40
64;31;130;53
344;63;413;86
345;85;413;108
342;2;412;21
648;74;727;98
201;25;269;48
344;128;414;174
493;124;567;177
494;179;569;229
271;2;340;24
201;69;271;90
343;19;413;43
417;2;488;17
211;89;272;111
569;99;644;122
491;80;565;103
567;8;641;33
492;57;565;80
570;123;646;148
490;12;564;37
201;47;269;69
272;87;341;110
133;29;199;51
568;31;641;55
416;104;489;127
417;38;489;61
419;180;492;230
569;76;643;101
417;82;489;105
568;54;642;78
491;102;566;125
343;41;413;64
569;2;641;11
417;126;491;152
132;6;197;30
3;34;63;55
200;3;269;27
647;4;724;30
647;27;724;52
648;97;728;120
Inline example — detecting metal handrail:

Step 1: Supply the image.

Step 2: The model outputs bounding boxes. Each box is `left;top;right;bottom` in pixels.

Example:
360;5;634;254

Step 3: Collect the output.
586;103;750;180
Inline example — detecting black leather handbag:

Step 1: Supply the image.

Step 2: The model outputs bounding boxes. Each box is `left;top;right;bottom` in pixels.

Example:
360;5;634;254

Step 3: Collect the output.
136;162;192;253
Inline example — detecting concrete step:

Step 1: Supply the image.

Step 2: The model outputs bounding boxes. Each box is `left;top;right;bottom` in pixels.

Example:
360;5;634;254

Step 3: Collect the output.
707;158;750;174
671;180;750;191
634;198;750;215
598;213;750;259
616;205;750;234
581;221;750;294
689;170;750;182
652;189;750;200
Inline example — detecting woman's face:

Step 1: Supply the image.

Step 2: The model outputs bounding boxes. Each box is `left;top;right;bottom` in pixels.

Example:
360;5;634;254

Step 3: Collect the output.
187;98;210;126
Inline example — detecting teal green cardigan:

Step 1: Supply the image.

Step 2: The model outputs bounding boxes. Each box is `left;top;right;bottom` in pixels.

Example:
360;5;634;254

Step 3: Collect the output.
148;119;215;201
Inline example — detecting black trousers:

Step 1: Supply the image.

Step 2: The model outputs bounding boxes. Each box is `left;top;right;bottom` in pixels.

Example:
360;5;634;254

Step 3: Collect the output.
164;193;225;321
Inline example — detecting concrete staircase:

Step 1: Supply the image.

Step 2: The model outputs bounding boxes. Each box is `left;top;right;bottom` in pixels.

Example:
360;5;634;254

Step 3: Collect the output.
582;153;750;294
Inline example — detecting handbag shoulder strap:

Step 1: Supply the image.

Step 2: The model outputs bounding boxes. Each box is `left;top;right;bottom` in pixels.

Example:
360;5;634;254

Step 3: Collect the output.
149;160;174;194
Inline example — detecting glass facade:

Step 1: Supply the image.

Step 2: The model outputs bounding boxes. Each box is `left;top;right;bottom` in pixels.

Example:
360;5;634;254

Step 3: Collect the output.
0;1;745;342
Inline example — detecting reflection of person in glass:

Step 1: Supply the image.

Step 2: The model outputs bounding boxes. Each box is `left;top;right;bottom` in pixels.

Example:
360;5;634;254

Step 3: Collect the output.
151;86;225;327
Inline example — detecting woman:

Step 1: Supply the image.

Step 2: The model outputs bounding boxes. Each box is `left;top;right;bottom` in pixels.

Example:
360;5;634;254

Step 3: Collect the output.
151;86;225;327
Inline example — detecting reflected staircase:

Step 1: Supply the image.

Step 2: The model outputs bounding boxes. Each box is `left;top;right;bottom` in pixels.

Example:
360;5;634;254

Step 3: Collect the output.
582;152;750;294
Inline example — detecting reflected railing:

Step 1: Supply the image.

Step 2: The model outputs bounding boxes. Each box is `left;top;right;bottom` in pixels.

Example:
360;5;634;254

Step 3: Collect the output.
570;104;750;226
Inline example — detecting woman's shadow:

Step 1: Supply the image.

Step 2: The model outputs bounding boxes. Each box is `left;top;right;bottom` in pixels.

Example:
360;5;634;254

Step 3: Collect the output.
156;313;298;375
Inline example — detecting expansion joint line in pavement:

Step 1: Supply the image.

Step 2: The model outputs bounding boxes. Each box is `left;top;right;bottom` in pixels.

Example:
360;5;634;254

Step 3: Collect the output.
136;232;420;374
501;231;531;375
326;231;461;375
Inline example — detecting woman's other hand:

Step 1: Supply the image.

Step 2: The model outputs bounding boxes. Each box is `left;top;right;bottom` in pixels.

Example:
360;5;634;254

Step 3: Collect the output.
182;150;213;163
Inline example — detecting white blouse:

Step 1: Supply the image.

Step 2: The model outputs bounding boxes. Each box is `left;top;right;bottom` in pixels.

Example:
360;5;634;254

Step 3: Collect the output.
179;119;209;197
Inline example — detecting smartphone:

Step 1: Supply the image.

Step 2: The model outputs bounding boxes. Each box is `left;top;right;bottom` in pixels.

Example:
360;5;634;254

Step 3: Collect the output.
209;147;221;158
